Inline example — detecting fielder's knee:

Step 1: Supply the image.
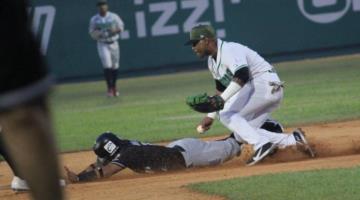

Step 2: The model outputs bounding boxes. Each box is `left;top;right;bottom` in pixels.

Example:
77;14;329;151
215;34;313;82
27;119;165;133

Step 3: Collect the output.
219;111;235;125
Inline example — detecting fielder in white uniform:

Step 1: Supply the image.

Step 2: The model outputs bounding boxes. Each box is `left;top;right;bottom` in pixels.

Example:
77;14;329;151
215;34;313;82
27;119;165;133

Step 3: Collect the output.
186;25;315;166
89;0;124;97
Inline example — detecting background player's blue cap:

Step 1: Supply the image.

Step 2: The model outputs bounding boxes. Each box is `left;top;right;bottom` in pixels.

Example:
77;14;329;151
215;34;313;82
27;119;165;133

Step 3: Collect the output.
97;0;107;6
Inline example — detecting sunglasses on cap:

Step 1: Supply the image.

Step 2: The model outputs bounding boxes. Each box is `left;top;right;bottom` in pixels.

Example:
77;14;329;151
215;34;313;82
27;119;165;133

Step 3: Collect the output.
191;39;205;47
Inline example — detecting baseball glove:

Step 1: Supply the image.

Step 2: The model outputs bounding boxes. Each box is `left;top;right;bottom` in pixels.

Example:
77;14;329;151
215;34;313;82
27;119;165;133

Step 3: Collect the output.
186;93;224;113
90;30;102;40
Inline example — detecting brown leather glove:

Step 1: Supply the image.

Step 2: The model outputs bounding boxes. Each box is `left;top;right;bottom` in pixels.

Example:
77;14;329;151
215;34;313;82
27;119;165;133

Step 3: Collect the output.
199;116;214;131
64;166;79;183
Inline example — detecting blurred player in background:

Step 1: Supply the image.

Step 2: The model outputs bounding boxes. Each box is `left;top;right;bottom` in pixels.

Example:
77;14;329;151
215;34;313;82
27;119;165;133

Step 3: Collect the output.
89;0;125;97
0;0;63;199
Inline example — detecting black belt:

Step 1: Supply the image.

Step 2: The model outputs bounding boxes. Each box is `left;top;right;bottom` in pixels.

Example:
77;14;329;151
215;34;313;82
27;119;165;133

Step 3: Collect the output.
102;41;115;44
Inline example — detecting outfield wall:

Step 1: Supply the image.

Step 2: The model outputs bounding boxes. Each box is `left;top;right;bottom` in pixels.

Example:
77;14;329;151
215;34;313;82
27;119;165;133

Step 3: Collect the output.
29;0;360;80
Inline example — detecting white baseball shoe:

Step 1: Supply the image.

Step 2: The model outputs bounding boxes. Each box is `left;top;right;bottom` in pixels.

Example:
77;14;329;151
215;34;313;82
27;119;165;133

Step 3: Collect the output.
112;87;119;97
11;176;29;191
107;89;114;97
293;128;316;158
11;176;66;192
246;142;277;166
113;90;119;97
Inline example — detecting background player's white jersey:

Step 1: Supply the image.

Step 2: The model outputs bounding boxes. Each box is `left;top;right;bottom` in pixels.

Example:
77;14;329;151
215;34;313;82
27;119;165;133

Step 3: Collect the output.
208;39;273;87
89;12;124;43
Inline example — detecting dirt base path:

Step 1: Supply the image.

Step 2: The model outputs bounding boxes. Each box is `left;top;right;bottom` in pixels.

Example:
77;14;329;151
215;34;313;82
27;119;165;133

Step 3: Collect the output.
1;120;360;200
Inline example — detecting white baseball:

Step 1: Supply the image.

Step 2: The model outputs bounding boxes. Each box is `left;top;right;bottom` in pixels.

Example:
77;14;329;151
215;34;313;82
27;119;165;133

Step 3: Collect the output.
196;125;206;134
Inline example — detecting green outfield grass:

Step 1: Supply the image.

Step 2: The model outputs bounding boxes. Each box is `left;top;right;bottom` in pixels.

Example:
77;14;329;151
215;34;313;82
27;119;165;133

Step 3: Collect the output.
52;54;360;151
189;166;360;200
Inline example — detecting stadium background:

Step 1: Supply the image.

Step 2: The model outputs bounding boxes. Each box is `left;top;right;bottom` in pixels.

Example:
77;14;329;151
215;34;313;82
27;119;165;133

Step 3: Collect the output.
1;1;360;199
30;0;360;80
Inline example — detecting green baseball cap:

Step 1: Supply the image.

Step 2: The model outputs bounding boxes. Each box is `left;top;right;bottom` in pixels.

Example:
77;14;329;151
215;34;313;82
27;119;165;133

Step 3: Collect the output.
97;0;107;6
185;24;216;45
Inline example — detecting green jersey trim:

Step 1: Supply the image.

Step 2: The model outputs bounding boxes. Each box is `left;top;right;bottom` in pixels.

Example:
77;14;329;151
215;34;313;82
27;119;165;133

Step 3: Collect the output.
234;64;249;73
216;41;224;72
218;69;233;87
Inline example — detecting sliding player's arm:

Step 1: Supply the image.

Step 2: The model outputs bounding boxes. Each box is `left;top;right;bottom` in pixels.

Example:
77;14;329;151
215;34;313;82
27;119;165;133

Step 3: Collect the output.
64;163;124;183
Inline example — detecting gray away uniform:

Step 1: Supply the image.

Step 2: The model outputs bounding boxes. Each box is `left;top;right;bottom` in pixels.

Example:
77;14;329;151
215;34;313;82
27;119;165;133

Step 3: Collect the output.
167;137;241;168
97;137;241;172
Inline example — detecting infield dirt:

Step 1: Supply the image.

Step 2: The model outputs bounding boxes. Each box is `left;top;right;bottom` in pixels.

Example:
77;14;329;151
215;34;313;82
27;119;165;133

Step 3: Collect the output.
1;120;360;200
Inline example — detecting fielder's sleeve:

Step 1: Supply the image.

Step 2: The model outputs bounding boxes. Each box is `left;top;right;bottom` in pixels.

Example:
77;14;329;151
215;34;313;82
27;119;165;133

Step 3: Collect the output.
114;14;124;32
89;17;101;40
223;46;248;75
220;46;248;102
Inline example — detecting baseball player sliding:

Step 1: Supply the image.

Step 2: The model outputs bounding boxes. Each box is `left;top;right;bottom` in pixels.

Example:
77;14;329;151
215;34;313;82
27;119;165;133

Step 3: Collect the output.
64;132;242;182
185;25;315;166
89;0;124;97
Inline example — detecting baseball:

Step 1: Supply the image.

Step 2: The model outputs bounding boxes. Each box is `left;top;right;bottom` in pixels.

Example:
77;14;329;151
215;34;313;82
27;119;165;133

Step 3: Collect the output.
196;125;206;134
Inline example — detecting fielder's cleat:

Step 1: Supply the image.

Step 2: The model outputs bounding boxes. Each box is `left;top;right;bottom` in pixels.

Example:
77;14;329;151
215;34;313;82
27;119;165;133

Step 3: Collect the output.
113;89;119;97
260;119;284;156
293;128;316;158
246;142;276;166
108;87;119;97
261;119;284;133
11;176;66;192
107;89;114;97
